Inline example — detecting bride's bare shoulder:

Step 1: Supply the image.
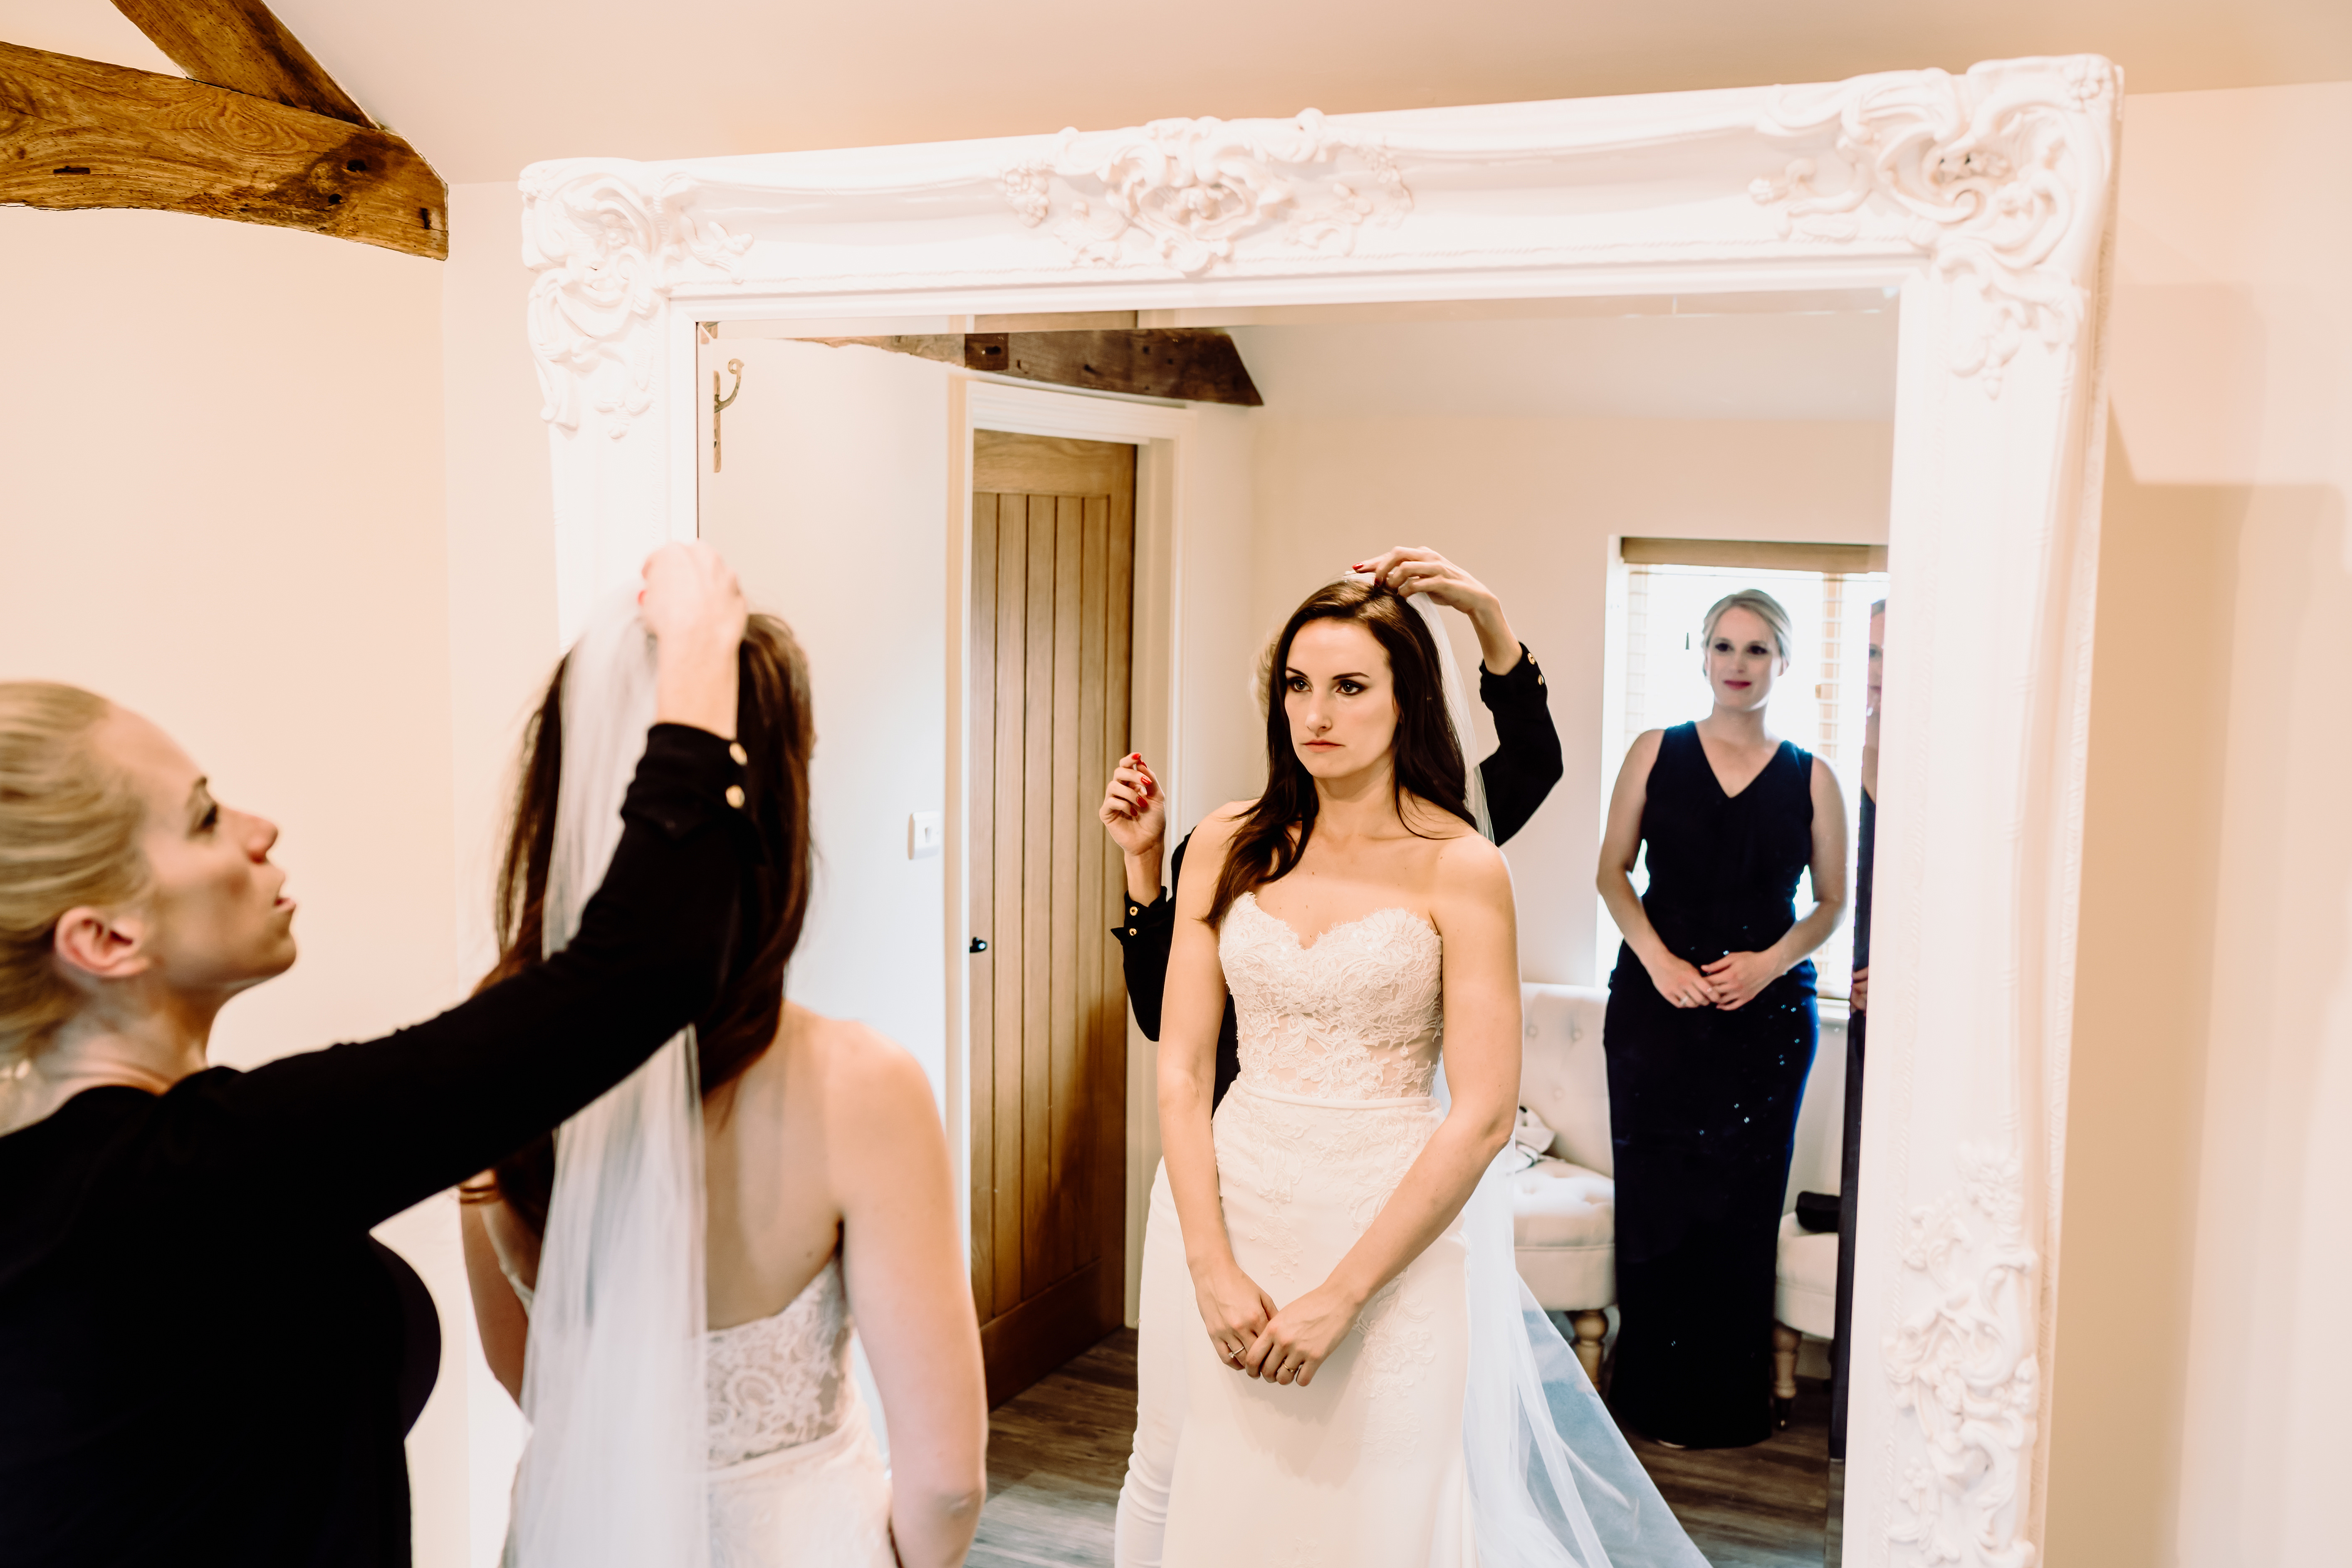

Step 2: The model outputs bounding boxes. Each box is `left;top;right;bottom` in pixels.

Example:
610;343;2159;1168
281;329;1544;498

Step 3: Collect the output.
1187;799;1259;858
786;1004;939;1145
1428;827;1510;905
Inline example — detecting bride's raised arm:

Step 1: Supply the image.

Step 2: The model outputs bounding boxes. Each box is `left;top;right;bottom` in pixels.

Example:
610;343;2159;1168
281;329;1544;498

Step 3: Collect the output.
1242;829;1521;1387
1160;802;1280;1369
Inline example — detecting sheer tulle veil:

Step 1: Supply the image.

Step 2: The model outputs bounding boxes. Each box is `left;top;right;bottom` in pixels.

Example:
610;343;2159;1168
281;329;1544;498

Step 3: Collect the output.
1384;579;1706;1568
508;589;713;1568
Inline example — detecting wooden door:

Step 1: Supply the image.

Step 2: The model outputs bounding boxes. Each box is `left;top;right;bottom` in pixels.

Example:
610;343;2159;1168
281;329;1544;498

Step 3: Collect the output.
967;430;1134;1406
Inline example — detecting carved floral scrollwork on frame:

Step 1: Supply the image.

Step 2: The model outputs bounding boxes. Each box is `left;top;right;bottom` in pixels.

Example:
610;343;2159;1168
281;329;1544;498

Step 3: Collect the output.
1751;57;2118;394
1883;1140;2042;1568
522;167;751;438
1000;109;1411;277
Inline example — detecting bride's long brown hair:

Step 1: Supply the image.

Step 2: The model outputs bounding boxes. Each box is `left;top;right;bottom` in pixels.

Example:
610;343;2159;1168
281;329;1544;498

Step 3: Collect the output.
1208;580;1474;926
484;613;815;1236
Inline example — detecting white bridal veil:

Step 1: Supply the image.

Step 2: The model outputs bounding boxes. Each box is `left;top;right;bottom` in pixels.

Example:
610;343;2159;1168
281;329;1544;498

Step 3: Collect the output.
1389;580;1707;1568
508;590;712;1568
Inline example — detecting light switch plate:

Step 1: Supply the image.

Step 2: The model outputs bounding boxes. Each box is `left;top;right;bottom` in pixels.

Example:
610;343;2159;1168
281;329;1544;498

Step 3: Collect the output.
908;811;943;859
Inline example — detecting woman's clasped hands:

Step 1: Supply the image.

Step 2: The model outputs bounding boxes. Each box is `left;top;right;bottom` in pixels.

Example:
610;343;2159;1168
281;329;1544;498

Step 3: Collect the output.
1195;1256;1362;1389
1642;947;1786;1011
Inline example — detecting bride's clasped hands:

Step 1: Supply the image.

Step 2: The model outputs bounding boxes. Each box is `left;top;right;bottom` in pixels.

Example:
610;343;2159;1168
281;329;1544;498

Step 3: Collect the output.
1191;1237;1372;1390
1237;1274;1365;1387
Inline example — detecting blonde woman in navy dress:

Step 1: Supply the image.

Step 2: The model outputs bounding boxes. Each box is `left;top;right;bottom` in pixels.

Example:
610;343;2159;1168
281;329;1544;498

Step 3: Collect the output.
1596;589;1849;1449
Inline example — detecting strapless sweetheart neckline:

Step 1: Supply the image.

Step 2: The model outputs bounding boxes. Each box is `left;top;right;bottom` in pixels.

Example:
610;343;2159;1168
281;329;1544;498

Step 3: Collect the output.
1235;890;1434;953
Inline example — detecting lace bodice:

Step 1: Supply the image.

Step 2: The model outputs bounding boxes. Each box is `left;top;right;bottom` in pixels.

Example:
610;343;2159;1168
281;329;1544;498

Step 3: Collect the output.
705;1256;853;1469
1220;892;1444;1101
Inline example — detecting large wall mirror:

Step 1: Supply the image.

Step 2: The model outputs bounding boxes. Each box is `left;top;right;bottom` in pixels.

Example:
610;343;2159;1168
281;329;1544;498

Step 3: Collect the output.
523;57;2119;1568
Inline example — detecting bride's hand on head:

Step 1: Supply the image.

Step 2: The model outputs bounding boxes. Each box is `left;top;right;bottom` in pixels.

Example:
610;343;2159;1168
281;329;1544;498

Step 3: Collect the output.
1193;1259;1277;1374
640;543;748;736
1242;1279;1361;1388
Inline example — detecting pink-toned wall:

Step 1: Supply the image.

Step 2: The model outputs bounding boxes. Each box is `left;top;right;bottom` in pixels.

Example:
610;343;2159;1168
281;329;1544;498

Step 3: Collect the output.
0;205;467;1561
2047;80;2352;1567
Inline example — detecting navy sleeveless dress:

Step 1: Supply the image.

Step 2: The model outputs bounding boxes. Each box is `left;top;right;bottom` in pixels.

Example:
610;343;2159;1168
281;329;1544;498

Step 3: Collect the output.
1604;722;1819;1449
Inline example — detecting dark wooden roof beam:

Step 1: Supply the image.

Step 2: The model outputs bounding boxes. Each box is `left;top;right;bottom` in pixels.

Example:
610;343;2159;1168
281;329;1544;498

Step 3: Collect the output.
809;329;1262;406
0;43;446;258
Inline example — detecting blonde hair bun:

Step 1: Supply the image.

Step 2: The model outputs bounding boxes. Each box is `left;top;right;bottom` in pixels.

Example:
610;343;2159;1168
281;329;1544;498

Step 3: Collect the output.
0;683;149;1067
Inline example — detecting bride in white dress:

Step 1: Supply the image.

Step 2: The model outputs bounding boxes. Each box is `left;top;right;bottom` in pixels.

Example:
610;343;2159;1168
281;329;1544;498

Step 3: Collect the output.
1138;577;1705;1568
457;589;987;1568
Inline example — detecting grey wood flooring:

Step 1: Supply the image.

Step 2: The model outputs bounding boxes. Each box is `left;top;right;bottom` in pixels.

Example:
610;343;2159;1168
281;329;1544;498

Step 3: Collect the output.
966;1331;1832;1568
969;1332;1136;1568
1614;1377;1833;1568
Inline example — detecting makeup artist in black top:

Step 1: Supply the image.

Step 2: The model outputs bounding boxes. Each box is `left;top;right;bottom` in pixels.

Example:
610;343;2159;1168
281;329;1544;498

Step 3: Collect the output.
0;546;753;1568
1101;547;1563;1102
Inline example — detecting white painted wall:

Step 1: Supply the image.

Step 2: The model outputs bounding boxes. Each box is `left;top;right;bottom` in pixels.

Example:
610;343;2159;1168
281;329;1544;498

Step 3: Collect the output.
0;205;465;1563
696;338;953;1098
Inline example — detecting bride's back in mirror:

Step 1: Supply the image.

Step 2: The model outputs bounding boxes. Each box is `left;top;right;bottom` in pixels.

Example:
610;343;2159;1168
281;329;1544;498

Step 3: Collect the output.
460;613;987;1568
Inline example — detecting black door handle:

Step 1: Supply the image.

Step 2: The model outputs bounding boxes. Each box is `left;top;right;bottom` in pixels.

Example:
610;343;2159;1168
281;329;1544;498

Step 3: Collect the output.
969;937;989;954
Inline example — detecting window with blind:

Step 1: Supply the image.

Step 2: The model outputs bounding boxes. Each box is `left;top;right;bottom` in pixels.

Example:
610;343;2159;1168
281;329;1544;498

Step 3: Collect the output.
1600;539;1886;999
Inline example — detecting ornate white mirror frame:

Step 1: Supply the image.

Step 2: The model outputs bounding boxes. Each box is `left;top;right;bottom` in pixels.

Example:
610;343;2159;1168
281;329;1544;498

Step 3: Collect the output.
522;54;2121;1567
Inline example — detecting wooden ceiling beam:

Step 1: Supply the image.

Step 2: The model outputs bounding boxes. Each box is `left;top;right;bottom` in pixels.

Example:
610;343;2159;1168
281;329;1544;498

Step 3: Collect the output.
0;42;447;259
810;329;1262;406
110;0;369;125
969;330;1263;406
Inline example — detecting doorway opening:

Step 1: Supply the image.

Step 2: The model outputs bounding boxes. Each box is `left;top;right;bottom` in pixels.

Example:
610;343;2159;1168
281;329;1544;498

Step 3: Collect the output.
967;430;1137;1405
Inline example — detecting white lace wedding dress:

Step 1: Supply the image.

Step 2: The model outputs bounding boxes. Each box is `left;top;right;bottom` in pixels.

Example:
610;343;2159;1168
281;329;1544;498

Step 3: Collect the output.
1138;890;1706;1568
1158;891;1471;1563
505;1253;892;1568
703;1256;894;1568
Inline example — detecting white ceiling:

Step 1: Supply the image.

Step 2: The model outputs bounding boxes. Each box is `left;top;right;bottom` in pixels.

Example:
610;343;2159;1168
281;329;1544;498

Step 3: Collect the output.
1229;307;1899;423
5;0;2348;186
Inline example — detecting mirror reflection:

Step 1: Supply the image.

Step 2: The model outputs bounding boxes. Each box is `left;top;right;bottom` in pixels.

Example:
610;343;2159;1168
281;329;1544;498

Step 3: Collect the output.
689;298;1895;1567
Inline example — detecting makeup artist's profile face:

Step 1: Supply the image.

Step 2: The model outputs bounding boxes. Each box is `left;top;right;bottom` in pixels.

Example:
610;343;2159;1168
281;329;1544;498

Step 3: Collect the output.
92;708;298;996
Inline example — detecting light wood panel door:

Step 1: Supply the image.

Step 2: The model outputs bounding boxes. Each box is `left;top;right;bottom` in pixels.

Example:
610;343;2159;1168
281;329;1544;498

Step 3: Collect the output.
968;430;1134;1407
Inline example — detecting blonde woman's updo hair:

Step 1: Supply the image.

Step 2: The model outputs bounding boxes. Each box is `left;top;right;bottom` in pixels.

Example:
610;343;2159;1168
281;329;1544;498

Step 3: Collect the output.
0;683;150;1069
1701;589;1796;667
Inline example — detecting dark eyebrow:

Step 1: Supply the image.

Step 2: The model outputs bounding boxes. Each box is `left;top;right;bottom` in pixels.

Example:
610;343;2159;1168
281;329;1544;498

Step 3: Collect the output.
1285;667;1373;682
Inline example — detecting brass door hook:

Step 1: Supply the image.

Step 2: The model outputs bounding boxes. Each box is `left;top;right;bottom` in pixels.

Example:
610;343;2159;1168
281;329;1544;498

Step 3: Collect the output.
712;358;744;471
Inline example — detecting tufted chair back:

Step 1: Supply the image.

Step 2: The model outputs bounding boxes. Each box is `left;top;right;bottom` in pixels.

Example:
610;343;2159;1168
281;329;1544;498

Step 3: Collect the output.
1516;983;1613;1176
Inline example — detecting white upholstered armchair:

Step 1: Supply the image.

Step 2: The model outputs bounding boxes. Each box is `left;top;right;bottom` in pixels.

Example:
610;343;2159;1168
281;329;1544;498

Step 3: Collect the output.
1510;984;1619;1382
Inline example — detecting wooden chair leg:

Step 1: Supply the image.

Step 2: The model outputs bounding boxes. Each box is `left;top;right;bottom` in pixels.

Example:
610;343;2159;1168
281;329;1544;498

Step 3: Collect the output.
1772;1321;1802;1401
1570;1310;1608;1385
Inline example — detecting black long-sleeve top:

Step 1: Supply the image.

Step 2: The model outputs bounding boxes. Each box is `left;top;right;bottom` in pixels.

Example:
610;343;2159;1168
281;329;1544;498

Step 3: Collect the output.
1115;645;1564;1108
0;725;753;1568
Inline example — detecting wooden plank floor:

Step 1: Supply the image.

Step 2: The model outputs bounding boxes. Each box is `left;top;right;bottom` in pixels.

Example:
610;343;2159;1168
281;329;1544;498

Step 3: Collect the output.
1612;1377;1832;1568
970;1331;1136;1568
967;1331;1832;1568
